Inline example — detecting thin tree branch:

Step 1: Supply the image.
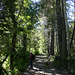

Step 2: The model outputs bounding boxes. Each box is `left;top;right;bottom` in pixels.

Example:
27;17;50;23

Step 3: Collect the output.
1;55;8;66
70;24;75;48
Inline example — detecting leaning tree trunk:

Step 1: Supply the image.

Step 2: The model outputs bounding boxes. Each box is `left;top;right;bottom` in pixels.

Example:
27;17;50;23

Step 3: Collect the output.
70;25;75;48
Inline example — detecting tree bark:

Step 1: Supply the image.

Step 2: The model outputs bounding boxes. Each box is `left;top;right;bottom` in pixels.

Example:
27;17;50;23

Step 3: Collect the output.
10;12;17;74
10;33;17;73
50;26;54;55
56;0;62;60
47;31;50;55
56;0;68;63
61;0;68;61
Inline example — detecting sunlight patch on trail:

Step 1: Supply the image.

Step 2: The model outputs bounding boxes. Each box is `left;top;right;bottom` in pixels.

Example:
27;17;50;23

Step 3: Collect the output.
51;68;55;71
33;66;39;70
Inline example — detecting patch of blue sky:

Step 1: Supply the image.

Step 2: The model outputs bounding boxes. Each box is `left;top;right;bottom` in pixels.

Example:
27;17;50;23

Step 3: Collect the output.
66;0;74;21
31;0;40;3
0;2;3;10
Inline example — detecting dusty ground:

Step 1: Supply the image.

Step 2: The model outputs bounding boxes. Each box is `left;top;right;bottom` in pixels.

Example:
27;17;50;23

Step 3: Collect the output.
21;54;70;75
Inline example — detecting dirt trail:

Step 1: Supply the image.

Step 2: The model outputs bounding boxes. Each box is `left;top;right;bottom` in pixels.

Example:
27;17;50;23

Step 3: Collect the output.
21;54;69;75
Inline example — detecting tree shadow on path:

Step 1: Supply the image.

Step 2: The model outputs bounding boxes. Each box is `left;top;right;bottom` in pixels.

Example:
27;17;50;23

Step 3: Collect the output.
21;54;70;75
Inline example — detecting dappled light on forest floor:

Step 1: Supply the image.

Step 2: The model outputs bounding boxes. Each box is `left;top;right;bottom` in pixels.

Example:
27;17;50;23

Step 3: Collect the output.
21;54;69;75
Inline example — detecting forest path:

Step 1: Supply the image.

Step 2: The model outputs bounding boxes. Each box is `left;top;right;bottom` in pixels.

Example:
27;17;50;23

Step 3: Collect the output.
21;53;69;75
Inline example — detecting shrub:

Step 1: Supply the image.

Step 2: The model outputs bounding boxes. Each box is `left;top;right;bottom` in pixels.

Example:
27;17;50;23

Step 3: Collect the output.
53;60;61;69
35;50;39;55
14;47;30;74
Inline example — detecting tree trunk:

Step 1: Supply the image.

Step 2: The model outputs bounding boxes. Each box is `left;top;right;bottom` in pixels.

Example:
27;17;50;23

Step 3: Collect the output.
61;0;68;61
56;0;68;63
50;26;54;55
23;34;27;48
56;0;62;61
10;32;17;75
10;13;17;75
47;31;50;55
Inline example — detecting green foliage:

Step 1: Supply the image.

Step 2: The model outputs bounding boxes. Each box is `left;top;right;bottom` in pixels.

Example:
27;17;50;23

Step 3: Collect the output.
53;60;62;69
70;62;75;74
53;54;68;69
35;50;39;55
14;47;30;73
3;56;10;71
70;57;75;74
0;0;39;74
48;55;55;61
0;66;4;75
